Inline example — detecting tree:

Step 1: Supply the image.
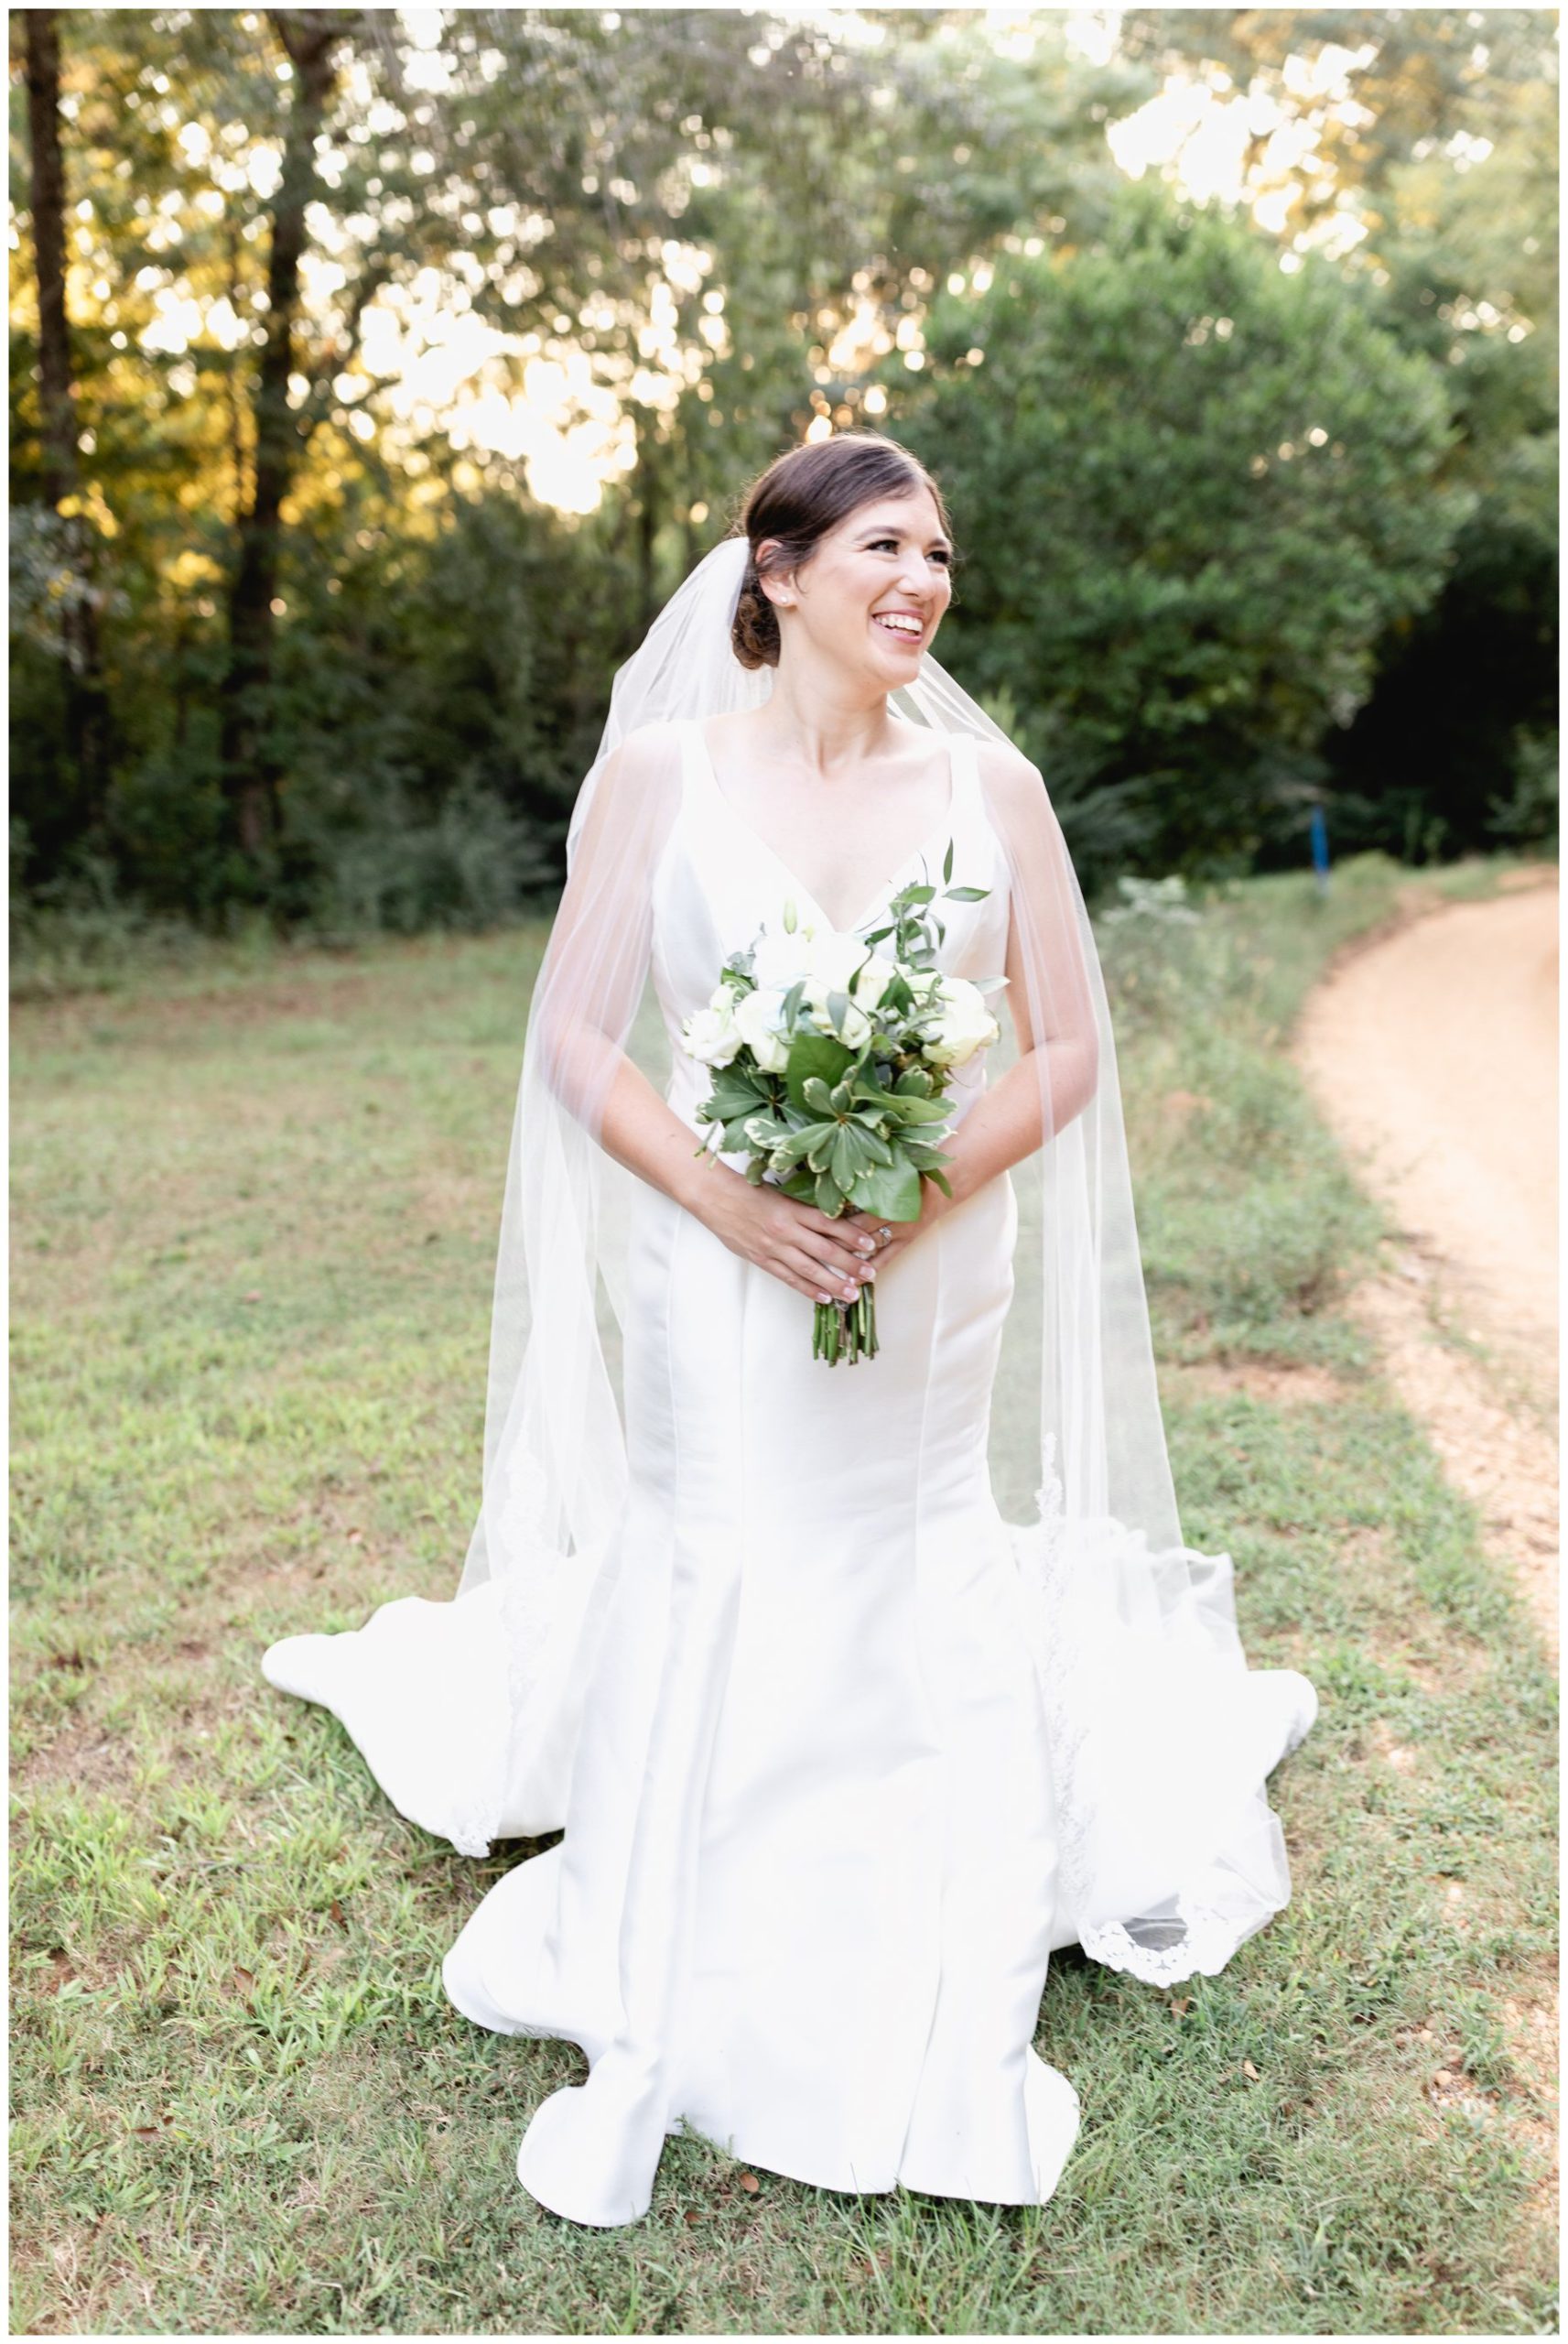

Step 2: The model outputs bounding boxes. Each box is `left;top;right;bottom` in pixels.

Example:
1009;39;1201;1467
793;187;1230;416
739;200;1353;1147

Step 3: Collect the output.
900;182;1468;875
18;7;111;832
1108;10;1558;856
218;10;351;861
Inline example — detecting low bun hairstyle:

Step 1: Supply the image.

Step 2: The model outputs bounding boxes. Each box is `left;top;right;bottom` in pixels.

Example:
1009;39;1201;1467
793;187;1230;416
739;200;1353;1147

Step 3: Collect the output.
728;430;955;672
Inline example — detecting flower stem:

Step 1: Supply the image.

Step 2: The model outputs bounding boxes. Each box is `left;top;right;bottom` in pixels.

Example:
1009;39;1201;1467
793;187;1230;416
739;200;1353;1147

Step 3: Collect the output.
813;1282;879;1365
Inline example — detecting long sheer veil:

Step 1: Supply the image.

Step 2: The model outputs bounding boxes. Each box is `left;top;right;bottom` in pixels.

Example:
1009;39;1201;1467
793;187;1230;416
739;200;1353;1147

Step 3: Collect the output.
456;532;1316;1988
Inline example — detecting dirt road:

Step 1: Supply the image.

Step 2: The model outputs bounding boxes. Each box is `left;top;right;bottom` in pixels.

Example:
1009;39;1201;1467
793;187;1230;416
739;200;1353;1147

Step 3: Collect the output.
1292;873;1559;1655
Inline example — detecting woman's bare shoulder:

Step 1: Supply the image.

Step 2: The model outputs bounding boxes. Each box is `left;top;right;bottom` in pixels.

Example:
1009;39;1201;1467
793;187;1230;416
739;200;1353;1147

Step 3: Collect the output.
972;732;1044;808
598;717;688;787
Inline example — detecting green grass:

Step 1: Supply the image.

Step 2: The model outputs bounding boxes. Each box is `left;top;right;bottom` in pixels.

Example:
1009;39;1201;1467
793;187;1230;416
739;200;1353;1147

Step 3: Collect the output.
11;851;1556;2333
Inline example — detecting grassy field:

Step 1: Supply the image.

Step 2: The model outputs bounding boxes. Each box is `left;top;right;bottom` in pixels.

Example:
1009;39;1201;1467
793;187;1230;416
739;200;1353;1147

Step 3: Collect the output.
11;850;1557;2335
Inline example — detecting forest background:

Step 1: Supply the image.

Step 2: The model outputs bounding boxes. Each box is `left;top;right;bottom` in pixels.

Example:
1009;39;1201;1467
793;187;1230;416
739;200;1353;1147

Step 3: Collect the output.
8;6;1560;955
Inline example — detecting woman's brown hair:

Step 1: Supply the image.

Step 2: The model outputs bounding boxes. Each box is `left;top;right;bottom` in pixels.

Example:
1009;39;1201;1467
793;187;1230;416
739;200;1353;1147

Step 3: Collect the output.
728;430;956;671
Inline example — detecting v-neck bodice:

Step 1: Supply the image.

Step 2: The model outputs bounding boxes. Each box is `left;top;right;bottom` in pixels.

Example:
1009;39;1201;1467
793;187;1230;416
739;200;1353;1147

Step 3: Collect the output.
685;714;975;939
651;713;1011;1138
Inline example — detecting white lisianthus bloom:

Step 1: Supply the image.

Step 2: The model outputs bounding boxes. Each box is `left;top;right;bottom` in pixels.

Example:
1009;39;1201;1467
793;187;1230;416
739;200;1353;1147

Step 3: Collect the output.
849;948;895;1009
732;984;792;1072
752;926;814;990
809;993;872;1048
801;927;870;995
921;975;1001;1069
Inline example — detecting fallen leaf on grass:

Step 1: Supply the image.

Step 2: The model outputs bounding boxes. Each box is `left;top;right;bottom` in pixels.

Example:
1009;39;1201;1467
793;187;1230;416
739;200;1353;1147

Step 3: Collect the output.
1242;2059;1260;2081
738;2172;761;2194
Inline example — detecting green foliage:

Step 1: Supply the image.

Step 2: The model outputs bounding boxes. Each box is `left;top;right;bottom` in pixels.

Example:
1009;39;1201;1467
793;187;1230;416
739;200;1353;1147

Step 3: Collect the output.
1486;722;1560;849
7;9;1558;931
903;182;1470;876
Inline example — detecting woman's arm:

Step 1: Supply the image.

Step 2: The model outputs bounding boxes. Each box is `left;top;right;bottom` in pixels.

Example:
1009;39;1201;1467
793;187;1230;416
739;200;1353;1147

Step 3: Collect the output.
938;847;1100;1205
843;738;1100;1256
535;726;881;1308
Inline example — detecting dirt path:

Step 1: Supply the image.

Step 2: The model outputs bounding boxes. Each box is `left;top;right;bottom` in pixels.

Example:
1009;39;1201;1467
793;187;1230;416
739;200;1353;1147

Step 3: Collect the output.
1292;873;1559;1658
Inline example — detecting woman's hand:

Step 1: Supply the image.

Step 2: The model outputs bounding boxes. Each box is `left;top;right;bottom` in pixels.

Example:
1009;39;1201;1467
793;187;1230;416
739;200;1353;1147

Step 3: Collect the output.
839;1173;957;1271
693;1166;883;1308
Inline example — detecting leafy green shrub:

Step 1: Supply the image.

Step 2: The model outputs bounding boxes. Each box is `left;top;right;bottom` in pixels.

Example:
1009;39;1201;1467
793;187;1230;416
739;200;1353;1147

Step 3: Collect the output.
304;781;557;939
1486;722;1560;849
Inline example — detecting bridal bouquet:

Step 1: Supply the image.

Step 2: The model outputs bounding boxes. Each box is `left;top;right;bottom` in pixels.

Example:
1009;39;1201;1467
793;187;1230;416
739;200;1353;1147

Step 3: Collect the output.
679;848;1004;1364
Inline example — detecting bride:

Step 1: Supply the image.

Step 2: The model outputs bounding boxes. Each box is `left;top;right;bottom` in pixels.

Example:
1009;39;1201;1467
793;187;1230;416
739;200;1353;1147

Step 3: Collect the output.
263;429;1317;2229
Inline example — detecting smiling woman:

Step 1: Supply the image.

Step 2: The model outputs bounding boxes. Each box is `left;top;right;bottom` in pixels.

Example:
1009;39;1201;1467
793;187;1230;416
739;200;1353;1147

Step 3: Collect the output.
263;429;1316;2230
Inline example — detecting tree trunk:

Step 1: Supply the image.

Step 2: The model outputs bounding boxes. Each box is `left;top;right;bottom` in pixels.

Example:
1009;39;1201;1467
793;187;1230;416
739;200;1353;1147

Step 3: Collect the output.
219;11;343;862
634;407;660;638
25;7;112;827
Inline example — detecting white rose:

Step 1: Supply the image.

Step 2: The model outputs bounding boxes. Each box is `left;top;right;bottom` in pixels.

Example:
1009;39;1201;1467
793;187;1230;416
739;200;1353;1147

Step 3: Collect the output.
922;975;1000;1069
682;995;742;1068
732;983;792;1072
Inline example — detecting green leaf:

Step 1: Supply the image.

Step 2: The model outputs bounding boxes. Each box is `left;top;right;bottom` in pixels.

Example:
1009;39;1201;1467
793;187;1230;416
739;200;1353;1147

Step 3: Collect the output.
771;1119;838;1167
706;1067;770;1116
944;884;989;903
893;1067;933;1096
848;1121;893;1165
784;1032;853;1112
849;1160;923;1221
829;1125;860;1188
942;836;954;884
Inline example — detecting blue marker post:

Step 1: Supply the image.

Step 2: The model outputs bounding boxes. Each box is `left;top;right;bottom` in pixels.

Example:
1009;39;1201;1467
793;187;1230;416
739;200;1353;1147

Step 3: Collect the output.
1309;801;1330;896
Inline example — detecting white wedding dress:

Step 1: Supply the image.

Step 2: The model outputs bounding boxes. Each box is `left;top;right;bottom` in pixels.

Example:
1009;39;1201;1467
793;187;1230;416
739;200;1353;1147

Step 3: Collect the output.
263;716;1315;2228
